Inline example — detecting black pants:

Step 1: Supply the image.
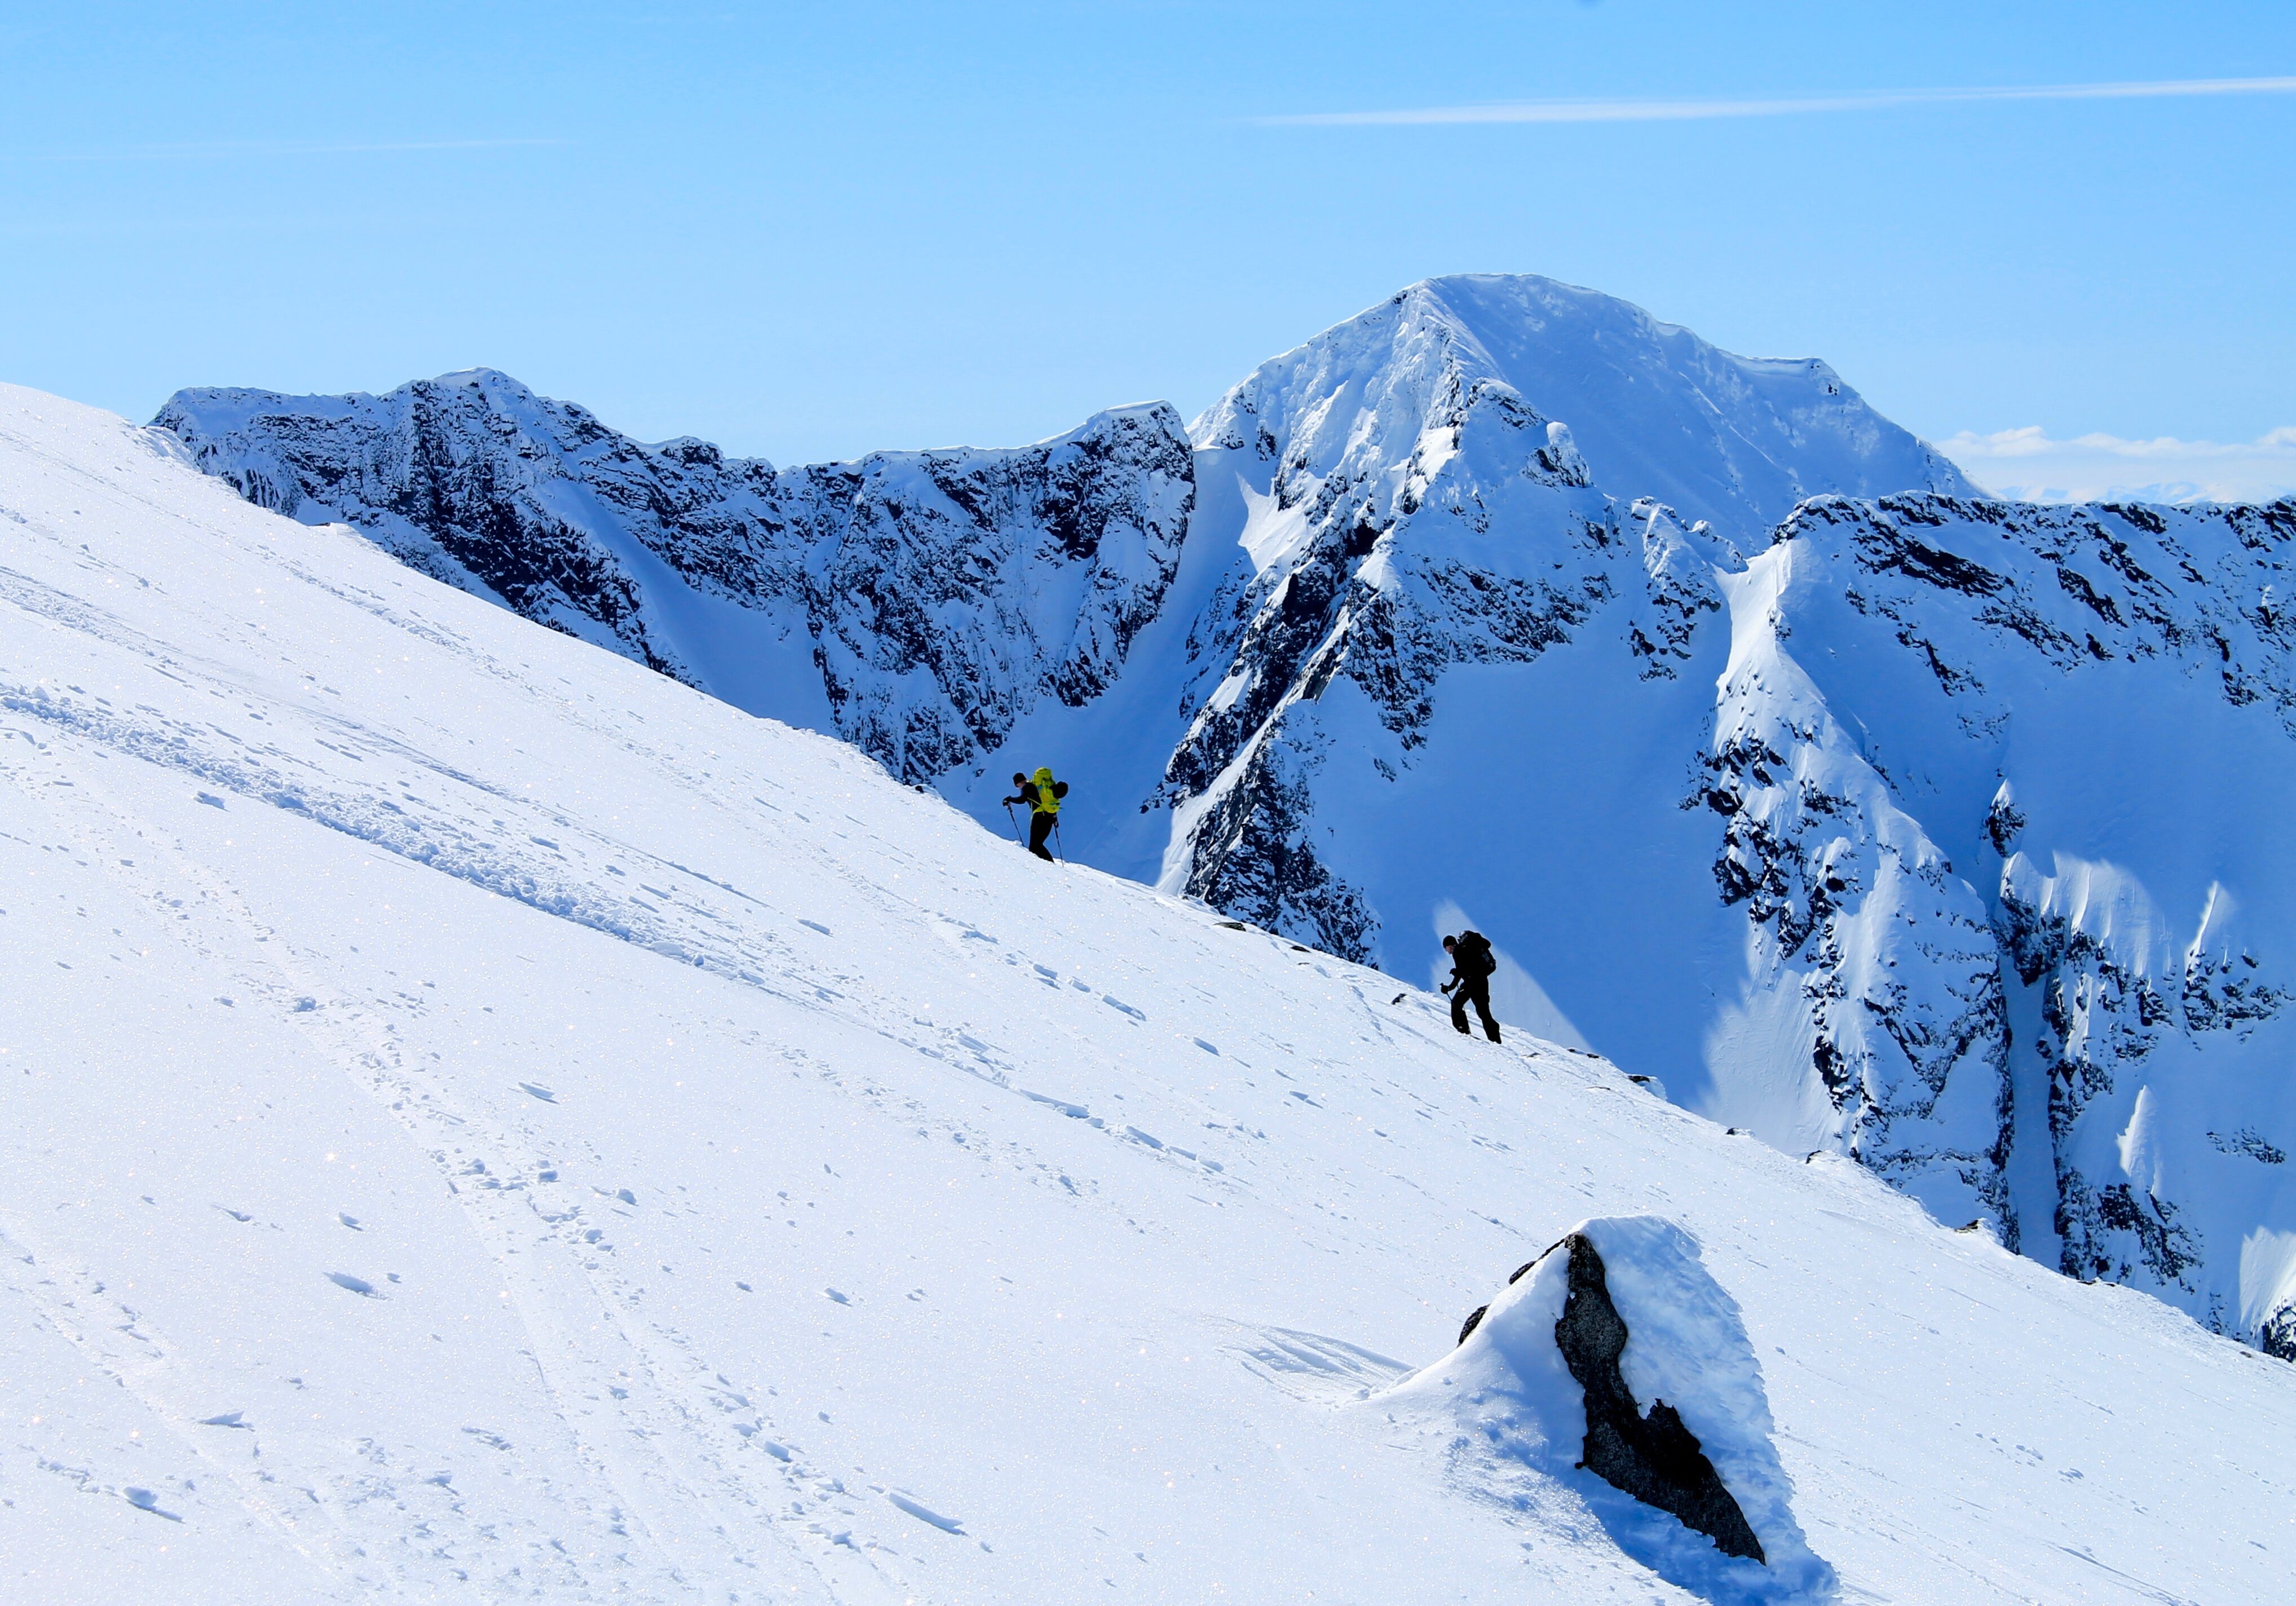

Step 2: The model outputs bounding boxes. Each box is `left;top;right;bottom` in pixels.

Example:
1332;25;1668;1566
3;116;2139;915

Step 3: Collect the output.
1028;810;1057;861
1451;977;1500;1043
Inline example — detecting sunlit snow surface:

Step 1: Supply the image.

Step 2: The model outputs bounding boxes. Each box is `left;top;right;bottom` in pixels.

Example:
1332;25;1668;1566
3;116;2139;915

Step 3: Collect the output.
5;384;2293;1603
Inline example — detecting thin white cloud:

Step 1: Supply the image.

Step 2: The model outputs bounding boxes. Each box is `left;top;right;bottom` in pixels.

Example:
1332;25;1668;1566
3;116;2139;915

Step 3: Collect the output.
1937;426;2296;505
3;138;568;162
1262;74;2296;127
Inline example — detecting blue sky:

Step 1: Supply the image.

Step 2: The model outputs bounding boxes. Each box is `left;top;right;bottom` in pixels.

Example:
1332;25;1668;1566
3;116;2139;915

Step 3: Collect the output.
3;1;2291;489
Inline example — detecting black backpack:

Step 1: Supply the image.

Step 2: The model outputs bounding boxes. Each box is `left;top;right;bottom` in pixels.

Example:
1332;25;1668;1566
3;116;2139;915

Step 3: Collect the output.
1454;930;1495;979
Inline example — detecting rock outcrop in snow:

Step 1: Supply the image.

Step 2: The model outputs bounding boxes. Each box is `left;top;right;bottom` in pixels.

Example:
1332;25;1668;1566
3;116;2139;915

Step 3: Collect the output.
1551;1233;1765;1565
151;276;2296;1362
1390;1217;1833;1603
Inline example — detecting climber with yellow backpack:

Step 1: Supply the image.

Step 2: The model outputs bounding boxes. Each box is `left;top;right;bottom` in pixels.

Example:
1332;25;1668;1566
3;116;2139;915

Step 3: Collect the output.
1002;766;1068;862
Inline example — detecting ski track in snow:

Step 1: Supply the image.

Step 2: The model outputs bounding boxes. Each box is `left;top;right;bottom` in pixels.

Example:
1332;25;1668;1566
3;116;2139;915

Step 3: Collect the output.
5;387;2295;1604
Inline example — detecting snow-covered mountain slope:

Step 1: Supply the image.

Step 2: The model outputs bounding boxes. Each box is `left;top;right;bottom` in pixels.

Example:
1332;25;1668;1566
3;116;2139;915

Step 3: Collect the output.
148;277;2296;1358
1163;464;2296;1352
9;387;2294;1604
1729;493;2296;1334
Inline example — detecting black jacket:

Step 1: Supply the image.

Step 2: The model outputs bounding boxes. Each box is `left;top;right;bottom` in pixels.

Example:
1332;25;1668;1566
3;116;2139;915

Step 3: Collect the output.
1449;931;1494;989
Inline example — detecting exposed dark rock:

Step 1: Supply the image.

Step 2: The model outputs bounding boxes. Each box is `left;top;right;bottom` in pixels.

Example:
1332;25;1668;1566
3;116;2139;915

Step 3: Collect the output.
2055;563;2126;625
2207;1127;2288;1164
2063;1177;2202;1291
2182;947;2289;1037
1551;1234;1765;1564
1850;520;2006;597
1176;734;1379;964
1984;784;2026;855
2261;1304;2296;1362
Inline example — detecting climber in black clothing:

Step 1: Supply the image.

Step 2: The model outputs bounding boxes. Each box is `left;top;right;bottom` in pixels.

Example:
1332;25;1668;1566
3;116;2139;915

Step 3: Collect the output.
1442;930;1502;1044
1002;766;1067;862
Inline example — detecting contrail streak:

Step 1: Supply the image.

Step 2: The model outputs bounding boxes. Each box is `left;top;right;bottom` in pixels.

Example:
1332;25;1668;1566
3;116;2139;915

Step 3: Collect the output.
1261;74;2296;127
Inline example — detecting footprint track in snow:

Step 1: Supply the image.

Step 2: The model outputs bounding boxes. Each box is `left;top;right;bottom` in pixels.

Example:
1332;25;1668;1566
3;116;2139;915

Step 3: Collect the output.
12;749;878;1601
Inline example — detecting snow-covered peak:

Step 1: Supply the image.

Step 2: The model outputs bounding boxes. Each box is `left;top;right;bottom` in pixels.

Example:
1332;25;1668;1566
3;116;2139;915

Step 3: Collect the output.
1190;278;1548;545
1194;272;1975;540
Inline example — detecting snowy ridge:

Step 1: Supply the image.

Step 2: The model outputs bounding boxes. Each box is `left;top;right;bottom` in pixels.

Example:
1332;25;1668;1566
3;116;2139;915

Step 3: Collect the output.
1723;492;2296;1344
10;384;2296;1602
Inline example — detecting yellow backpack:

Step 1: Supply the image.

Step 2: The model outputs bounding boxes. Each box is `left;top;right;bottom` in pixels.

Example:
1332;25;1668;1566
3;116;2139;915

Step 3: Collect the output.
1032;766;1062;815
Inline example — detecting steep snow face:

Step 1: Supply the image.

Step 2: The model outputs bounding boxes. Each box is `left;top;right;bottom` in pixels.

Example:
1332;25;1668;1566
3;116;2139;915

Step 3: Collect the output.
1742;492;2296;1348
156;371;1194;784
11;381;2296;1606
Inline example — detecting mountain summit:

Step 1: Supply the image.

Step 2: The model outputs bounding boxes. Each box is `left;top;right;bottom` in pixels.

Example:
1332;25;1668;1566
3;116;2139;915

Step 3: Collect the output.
1193;274;1977;540
155;275;2296;1361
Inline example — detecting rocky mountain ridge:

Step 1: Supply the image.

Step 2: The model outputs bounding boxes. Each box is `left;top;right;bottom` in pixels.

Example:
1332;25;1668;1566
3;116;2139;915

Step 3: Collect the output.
156;369;1195;783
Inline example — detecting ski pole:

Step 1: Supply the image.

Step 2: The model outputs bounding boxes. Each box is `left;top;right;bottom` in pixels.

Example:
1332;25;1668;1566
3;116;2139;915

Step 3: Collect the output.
1053;818;1065;862
1003;802;1022;844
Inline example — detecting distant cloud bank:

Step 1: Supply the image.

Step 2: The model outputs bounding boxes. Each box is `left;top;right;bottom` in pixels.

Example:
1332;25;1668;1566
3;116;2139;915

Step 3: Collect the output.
1264;74;2296;127
1937;426;2296;505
